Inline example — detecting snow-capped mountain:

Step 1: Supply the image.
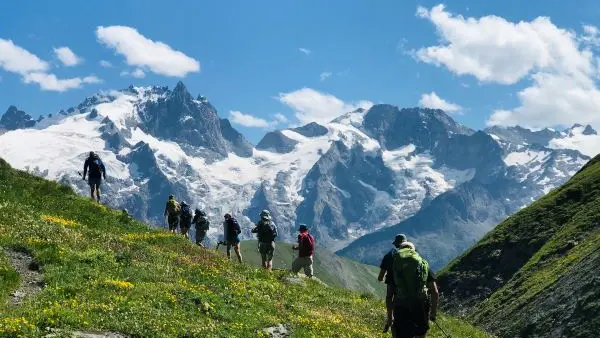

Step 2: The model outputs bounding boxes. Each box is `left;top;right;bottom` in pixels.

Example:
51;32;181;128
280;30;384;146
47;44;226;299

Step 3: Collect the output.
0;82;593;269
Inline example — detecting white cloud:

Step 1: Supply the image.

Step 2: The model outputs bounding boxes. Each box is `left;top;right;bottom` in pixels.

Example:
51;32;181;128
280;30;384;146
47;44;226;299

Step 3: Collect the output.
0;38;100;92
23;73;102;92
298;48;311;55
229;111;275;128
417;4;600;129
131;68;145;78
0;38;49;74
96;25;200;77
274;113;288;124
278;88;373;124
419;92;462;113
99;60;113;68
53;46;82;66
581;24;600;47
415;4;592;85
320;72;332;81
120;68;146;78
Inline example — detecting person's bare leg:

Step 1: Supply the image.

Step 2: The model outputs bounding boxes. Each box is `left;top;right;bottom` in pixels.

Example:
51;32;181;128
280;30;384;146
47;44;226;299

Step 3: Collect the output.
226;245;232;260
385;285;394;331
267;260;273;271
234;244;242;263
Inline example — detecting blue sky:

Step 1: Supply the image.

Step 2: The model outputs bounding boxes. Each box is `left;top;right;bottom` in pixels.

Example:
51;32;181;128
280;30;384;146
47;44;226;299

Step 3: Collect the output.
2;0;600;143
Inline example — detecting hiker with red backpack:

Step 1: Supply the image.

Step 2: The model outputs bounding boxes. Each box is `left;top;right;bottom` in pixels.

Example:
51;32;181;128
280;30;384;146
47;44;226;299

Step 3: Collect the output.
391;239;439;338
291;224;314;277
82;151;106;203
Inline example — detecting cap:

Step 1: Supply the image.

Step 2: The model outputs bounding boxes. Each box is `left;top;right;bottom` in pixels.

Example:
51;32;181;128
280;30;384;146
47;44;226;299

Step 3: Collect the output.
298;224;309;232
393;234;407;246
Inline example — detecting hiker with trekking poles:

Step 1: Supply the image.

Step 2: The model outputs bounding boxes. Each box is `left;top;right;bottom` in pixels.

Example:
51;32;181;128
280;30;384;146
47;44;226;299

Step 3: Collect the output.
378;234;444;338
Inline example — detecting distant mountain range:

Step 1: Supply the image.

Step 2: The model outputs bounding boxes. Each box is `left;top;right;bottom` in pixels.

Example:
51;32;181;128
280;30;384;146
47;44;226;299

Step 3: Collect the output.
0;81;595;269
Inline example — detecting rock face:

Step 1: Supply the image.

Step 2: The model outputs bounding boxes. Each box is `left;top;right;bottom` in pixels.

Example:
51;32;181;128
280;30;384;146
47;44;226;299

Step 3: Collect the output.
0;85;592;269
256;131;298;153
435;155;600;338
0;106;36;131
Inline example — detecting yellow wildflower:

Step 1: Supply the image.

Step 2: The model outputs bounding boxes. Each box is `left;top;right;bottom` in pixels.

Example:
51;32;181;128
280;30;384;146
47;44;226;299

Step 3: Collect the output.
102;279;135;289
42;215;80;227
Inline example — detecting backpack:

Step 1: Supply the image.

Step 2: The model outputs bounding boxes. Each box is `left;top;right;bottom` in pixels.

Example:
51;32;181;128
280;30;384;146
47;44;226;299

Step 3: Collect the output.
166;199;180;216
196;216;209;231
89;156;103;177
257;219;277;242
180;204;193;221
227;218;241;235
392;248;430;306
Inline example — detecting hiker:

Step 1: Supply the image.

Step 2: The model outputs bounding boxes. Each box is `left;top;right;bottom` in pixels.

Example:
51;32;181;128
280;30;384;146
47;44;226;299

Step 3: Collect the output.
164;195;181;233
378;234;407;333
82;151;106;203
192;209;210;247
251;210;278;270
223;213;242;263
291;224;314;277
392;241;439;338
179;201;193;239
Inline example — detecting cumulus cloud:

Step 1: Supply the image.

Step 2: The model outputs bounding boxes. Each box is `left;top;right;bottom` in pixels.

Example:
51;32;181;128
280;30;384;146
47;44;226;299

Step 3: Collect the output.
279;88;373;124
229;111;276;128
121;68;146;78
416;4;600;129
23;73;102;92
0;39;49;74
96;25;200;77
99;60;113;68
419;92;462;113
298;47;311;55
53;46;82;66
320;72;332;81
0;38;101;92
274;113;288;124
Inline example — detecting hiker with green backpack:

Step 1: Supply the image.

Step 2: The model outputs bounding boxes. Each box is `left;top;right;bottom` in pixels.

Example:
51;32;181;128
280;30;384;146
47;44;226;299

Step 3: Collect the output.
164;195;181;233
251;210;278;271
391;240;439;338
378;234;407;333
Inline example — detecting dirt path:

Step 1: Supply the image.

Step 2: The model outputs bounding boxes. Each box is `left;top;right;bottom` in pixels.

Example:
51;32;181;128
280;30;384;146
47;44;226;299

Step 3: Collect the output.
4;249;44;306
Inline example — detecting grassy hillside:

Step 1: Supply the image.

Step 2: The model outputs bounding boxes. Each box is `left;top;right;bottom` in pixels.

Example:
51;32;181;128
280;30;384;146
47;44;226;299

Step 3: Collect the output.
217;240;385;298
0;158;492;337
437;155;600;337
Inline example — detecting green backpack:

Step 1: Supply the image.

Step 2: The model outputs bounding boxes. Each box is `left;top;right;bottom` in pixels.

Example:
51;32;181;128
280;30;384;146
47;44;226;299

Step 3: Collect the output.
166;199;181;216
392;247;430;306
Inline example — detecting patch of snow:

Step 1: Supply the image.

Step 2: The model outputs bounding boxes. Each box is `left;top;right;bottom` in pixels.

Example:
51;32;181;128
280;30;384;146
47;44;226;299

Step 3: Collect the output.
504;150;549;166
549;133;600;157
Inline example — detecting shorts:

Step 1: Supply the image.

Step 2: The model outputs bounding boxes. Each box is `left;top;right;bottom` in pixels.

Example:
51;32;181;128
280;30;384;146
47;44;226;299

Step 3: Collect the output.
196;230;207;244
258;241;275;261
180;220;191;233
88;177;102;187
227;236;240;246
167;215;179;231
392;301;430;338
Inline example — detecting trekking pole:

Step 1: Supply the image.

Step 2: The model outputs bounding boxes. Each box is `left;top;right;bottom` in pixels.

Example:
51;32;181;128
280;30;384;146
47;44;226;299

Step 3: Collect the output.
433;319;451;338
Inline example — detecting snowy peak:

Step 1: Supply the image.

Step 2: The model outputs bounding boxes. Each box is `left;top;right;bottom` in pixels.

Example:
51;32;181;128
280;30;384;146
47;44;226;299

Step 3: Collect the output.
0;106;36;131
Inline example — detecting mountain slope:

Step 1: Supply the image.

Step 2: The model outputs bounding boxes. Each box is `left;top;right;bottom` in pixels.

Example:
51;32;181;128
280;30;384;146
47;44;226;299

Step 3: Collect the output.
217;240;384;298
436;155;600;338
0;84;591;270
0;158;492;338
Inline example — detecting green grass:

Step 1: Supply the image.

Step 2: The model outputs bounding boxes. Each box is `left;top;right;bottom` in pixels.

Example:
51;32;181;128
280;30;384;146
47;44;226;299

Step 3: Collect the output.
218;240;385;298
437;156;600;337
0;158;492;338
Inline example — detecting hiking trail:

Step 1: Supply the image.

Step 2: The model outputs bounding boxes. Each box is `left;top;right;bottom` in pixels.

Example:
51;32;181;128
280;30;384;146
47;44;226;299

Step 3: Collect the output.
4;249;43;306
